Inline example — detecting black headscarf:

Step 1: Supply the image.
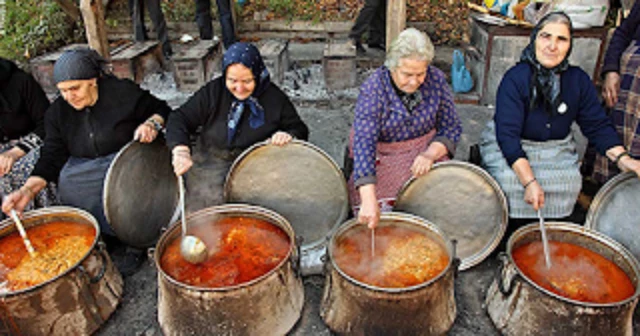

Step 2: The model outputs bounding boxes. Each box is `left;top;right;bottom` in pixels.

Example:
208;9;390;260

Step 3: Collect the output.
53;48;109;85
222;42;271;144
519;12;573;114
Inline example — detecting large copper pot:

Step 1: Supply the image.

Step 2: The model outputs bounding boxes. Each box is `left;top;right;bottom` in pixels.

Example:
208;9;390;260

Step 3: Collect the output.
154;204;304;336
486;222;640;335
321;212;458;336
0;206;123;335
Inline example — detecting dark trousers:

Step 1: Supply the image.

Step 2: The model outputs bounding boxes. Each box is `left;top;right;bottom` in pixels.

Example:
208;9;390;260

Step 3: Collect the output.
129;0;172;55
349;0;386;45
195;0;236;49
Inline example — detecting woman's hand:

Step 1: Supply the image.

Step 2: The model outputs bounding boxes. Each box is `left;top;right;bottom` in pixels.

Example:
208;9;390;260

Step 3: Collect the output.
2;177;46;216
524;180;545;211
358;184;380;229
617;155;640;179
134;122;158;143
172;146;193;176
603;72;621;108
410;153;435;177
269;131;293;146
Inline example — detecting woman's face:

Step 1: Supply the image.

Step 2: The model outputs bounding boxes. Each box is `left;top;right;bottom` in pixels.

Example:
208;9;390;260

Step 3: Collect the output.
390;58;428;94
535;22;571;69
57;78;98;110
225;63;256;100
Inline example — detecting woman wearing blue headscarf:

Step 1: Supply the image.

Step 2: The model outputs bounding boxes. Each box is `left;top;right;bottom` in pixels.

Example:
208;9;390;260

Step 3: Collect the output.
166;42;309;212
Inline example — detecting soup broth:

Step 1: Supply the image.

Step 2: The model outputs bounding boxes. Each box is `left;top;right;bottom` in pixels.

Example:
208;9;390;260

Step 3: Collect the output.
333;224;449;288
0;221;96;292
513;240;635;304
160;216;290;288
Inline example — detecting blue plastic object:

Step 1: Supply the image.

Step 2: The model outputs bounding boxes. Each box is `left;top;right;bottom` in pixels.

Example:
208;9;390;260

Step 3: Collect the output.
451;49;474;93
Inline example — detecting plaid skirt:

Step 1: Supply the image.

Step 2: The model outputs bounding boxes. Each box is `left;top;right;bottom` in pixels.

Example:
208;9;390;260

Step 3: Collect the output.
590;40;640;183
0;136;58;218
480;121;581;219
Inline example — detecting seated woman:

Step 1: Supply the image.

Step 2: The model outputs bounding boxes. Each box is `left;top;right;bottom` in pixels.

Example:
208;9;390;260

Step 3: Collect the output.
0;57;57;214
166;42;309;212
1;48;171;275
348;28;462;229
479;12;640;225
585;1;640;186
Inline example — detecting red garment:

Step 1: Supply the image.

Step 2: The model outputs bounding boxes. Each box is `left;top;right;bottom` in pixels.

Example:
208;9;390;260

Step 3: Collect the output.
348;128;445;214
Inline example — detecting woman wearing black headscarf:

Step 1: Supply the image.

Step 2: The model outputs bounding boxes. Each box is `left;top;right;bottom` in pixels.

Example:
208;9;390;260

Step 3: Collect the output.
0;58;57;214
166;42;309;212
479;12;640;225
1;48;171;274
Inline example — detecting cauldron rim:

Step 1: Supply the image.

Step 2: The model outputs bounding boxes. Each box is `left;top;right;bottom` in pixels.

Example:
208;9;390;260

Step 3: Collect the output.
0;206;100;297
327;211;456;293
506;221;640;307
154;204;297;292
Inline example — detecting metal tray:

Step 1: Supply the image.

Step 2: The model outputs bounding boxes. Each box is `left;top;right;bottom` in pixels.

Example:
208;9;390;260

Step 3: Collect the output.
103;138;179;248
224;140;349;274
394;161;508;270
585;172;640;263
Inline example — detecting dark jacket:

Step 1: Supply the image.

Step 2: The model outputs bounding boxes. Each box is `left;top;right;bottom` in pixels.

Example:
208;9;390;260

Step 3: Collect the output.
0;58;50;152
32;76;171;182
601;1;640;75
166;77;308;152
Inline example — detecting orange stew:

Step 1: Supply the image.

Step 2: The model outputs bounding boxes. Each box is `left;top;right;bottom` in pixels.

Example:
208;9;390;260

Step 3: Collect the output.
0;221;95;292
160;216;290;288
513;241;635;303
333;225;449;288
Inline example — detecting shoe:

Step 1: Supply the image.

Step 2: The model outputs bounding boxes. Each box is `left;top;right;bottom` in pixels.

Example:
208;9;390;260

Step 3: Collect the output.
368;43;385;51
162;44;173;60
112;246;146;277
348;39;366;55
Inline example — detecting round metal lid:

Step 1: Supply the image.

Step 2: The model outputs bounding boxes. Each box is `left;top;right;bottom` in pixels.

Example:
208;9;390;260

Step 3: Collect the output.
224;140;349;249
393;161;508;270
585;172;640;263
103;138;179;248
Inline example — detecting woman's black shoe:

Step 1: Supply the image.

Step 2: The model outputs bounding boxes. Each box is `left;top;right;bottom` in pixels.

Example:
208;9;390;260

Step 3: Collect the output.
368;43;385;51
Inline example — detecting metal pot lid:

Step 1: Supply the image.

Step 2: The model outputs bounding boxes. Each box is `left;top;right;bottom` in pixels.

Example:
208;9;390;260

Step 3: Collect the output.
103;138;179;248
585;172;640;263
224;140;349;249
393;161;508;270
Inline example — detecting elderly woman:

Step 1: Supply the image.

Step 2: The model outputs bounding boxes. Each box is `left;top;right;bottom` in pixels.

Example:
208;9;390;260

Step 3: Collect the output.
479;12;640;225
167;42;309;212
1;48;171;275
0;58;57;214
348;28;462;229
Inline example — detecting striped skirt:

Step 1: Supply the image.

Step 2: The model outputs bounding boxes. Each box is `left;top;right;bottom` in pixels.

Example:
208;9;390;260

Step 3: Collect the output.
479;121;581;219
591;40;640;183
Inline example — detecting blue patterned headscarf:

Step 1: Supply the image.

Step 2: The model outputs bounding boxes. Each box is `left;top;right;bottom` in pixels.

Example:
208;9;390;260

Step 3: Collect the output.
222;42;271;145
53;48;108;84
519;12;573;114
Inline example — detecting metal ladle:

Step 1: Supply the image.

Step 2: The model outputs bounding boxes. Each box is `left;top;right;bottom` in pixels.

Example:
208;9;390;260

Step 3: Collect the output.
537;209;552;269
10;209;36;257
178;176;208;264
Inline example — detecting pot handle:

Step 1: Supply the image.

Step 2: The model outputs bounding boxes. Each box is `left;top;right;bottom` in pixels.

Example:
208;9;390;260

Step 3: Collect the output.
451;239;461;277
147;247;156;267
78;241;108;284
291;235;303;277
495;252;520;296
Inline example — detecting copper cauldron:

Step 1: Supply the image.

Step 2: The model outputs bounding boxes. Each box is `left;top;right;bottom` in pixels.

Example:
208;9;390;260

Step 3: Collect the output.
486;222;640;336
0;206;123;335
321;212;459;336
155;204;304;336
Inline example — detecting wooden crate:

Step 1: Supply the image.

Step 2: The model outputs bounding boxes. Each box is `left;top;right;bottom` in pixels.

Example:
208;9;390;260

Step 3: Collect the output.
111;41;163;83
323;40;356;90
172;40;221;92
259;40;289;85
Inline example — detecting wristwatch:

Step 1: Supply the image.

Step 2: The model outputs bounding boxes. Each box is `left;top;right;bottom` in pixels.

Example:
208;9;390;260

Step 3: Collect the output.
146;118;163;132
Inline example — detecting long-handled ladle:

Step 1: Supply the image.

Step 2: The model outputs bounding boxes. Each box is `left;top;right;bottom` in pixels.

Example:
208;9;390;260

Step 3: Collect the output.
177;176;208;264
10;209;36;256
537;209;552;269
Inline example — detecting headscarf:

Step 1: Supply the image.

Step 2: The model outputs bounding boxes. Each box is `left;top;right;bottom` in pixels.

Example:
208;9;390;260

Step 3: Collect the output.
53;48;109;85
222;42;271;145
519;12;573;114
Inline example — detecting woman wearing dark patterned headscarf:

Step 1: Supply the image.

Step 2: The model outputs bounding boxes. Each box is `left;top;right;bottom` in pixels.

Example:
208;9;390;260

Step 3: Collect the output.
479;12;640;228
0;57;57;217
2;48;171;276
166;42;308;212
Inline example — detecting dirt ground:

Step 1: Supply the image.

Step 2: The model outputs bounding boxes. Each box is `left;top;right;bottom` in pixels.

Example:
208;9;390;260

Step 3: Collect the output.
94;61;640;335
